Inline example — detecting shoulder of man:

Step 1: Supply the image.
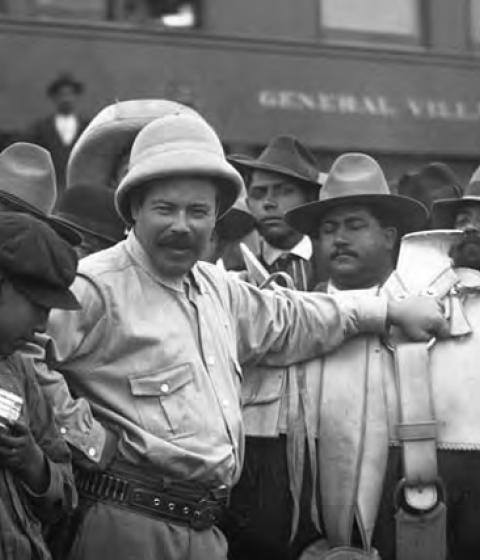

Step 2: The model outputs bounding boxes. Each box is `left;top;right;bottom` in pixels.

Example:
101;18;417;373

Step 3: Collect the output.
78;240;129;280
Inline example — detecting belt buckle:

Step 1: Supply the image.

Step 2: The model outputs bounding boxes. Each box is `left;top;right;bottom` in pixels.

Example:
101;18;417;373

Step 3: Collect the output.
190;498;220;530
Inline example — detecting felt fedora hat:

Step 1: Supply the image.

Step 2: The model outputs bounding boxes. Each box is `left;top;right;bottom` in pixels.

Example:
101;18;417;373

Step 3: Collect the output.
67;99;200;189
286;153;428;237
432;165;480;228
115;112;244;225
55;184;126;244
47;72;84;97
229;136;322;190
0;143;80;245
397;162;462;213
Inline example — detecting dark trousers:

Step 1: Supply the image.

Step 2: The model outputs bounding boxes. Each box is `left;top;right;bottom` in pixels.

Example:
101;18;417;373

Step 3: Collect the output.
222;435;322;560
374;448;480;560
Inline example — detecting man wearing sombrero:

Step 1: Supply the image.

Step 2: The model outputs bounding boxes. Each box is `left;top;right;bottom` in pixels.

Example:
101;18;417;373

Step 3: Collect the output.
225;153;430;560
33;111;445;560
432;165;480;270
230;136;326;291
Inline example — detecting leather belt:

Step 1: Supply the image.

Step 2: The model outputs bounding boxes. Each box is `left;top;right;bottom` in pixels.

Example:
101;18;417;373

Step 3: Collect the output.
74;467;229;531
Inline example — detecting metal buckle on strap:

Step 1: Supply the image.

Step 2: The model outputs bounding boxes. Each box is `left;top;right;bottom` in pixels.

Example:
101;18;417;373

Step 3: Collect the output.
394;477;445;514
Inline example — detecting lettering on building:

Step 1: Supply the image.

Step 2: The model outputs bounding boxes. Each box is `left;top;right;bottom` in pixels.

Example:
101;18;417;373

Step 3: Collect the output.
258;90;480;122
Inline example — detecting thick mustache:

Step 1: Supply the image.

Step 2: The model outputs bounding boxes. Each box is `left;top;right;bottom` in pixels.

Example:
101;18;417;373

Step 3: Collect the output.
261;215;284;222
330;249;358;260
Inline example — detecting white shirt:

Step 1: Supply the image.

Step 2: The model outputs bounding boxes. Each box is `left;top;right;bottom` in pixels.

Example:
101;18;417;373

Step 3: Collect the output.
261;235;313;266
55;114;79;146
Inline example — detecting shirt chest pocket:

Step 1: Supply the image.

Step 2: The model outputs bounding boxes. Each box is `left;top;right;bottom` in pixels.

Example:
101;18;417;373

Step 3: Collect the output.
128;363;197;438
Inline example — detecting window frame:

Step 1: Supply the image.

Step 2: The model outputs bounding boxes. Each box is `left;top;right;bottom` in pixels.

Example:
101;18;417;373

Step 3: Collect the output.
317;0;429;48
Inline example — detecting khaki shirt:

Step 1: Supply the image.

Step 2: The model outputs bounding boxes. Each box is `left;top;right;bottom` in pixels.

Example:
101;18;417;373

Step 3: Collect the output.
36;231;386;487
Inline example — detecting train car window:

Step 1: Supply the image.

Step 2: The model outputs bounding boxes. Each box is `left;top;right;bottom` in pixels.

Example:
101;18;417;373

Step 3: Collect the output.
31;0;107;20
112;0;200;27
470;0;480;45
0;0;200;28
319;0;422;45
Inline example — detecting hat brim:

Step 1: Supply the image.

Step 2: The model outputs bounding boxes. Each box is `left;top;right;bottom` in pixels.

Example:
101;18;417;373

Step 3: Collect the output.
432;197;480;229
215;208;256;241
14;278;80;311
285;194;428;238
115;150;244;225
67;102;200;189
67;123;147;189
0;191;82;246
54;214;121;245
228;156;322;190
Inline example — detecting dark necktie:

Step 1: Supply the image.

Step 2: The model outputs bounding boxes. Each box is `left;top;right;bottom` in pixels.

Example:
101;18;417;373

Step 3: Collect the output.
271;253;310;291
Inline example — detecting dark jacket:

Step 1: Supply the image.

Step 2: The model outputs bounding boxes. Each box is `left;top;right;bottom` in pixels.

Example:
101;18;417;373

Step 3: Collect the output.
0;353;76;560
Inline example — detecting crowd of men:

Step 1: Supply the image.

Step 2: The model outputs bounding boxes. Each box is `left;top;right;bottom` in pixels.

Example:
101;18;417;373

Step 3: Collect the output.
2;91;480;560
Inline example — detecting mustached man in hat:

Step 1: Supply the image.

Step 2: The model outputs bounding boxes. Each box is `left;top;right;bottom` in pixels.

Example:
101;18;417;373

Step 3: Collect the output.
25;72;88;193
33;108;446;560
287;153;428;291
59;100;200;258
396;162;462;221
432;164;480;271
0;212;79;560
230;136;327;290
0;142;80;246
285;159;480;560
224;154;430;560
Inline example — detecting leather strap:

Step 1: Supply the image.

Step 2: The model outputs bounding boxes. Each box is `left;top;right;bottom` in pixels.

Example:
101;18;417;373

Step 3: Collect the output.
393;343;438;501
392;342;447;560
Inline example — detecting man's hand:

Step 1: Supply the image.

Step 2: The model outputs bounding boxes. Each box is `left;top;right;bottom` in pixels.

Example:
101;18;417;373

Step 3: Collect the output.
387;296;450;342
0;421;49;493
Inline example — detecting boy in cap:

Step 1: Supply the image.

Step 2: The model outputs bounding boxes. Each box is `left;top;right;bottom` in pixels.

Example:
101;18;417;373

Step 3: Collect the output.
0;212;78;560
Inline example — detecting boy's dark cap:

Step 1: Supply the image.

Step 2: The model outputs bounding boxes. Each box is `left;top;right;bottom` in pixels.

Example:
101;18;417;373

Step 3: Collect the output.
0;212;80;310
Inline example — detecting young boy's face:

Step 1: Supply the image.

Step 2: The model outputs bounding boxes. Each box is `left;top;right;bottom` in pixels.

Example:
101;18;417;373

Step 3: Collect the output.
0;280;49;356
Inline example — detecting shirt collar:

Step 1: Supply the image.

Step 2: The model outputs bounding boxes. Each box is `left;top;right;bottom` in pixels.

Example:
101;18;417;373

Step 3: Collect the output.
261;235;313;266
125;230;203;294
327;281;381;295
